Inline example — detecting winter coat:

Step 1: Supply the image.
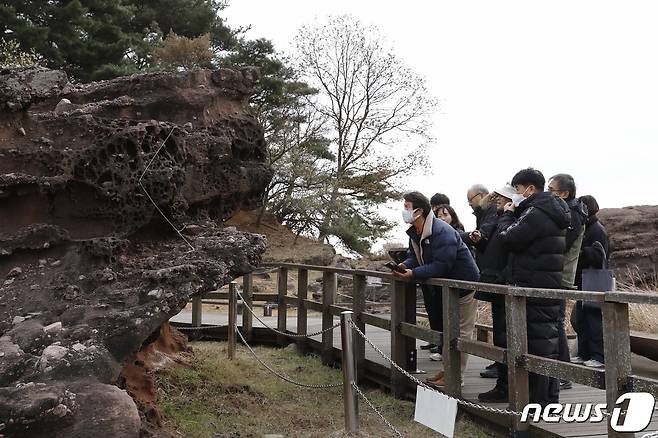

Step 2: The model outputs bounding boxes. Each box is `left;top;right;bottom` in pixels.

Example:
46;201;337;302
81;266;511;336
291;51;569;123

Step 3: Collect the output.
575;215;610;288
498;191;571;358
561;197;588;288
473;211;513;303
461;201;499;270
402;211;480;287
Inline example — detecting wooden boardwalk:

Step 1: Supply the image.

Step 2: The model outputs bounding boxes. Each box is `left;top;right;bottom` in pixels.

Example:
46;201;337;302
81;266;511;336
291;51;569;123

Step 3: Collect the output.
171;310;658;438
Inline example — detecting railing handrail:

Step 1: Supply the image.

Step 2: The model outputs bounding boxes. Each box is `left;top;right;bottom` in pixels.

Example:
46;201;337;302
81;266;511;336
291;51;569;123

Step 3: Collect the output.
181;264;657;437
266;262;658;305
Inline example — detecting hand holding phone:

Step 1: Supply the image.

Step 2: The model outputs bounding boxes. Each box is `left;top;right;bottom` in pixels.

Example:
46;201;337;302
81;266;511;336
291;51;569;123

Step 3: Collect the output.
384;261;407;273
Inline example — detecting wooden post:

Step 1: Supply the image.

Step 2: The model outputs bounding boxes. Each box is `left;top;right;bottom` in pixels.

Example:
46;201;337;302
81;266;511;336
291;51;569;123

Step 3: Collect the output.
442;286;462;397
340;311;359;434
352;274;367;383
228;282;237;359
390;279;417;398
296;268;309;354
242;273;253;341
277;267;289;346
477;326;489;343
191;294;202;327
321;271;337;366
505;294;529;436
602;300;632;437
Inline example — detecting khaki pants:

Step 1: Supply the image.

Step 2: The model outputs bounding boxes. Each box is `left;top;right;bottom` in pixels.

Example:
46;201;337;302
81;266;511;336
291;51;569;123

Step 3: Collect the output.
458;291;477;376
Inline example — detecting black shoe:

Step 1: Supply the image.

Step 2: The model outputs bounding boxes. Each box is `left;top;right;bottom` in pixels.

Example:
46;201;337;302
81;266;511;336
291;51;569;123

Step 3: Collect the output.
478;387;509;403
429;345;441;354
420;343;437;350
480;366;498;379
560;380;573;390
485;362;497;370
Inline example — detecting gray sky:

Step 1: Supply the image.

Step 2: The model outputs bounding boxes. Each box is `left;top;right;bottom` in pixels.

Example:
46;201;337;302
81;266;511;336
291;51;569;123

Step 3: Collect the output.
225;1;658;236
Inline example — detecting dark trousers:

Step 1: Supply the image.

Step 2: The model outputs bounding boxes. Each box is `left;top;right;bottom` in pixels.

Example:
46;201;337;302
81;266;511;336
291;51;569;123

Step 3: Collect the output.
494;300;560;406
575;301;604;363
492;298;508;391
421;284;443;335
558;300;571;363
532;374;560;407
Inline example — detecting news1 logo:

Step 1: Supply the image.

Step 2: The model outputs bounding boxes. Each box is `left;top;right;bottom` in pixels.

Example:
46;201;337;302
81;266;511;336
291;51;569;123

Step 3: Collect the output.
520;392;656;432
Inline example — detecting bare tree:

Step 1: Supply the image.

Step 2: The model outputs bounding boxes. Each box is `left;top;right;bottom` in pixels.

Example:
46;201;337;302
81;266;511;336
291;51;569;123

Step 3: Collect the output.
294;15;435;247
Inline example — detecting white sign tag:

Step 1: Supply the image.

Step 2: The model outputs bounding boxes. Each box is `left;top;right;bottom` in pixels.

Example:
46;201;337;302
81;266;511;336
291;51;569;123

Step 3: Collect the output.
414;386;458;438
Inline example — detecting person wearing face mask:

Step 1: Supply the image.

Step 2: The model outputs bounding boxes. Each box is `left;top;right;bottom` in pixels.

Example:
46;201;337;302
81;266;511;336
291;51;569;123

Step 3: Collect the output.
394;191;480;387
417;193;452;355
475;184;518;400
547;174;588;390
497;168;571;408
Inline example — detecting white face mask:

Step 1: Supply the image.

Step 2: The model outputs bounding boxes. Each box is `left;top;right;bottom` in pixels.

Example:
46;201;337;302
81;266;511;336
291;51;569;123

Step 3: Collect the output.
511;194;525;207
402;208;418;224
511;186;531;207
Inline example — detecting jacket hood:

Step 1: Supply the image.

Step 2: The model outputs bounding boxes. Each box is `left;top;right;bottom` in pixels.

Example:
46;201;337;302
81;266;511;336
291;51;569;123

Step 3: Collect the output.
406;210;439;265
567;197;588;221
520;191;571;229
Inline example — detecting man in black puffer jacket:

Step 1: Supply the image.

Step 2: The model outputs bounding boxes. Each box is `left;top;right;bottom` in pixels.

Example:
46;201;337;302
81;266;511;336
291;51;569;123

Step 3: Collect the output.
497;168;571;407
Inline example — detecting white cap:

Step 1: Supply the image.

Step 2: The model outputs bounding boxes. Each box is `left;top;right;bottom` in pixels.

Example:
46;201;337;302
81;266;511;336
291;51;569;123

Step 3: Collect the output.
494;183;516;200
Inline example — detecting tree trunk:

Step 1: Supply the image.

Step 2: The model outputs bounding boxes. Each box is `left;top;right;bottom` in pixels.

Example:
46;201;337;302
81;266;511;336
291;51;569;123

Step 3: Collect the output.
317;185;339;242
255;190;269;227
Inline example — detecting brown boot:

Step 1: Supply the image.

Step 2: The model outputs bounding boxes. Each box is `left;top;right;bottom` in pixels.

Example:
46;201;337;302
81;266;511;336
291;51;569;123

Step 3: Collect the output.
425;371;445;388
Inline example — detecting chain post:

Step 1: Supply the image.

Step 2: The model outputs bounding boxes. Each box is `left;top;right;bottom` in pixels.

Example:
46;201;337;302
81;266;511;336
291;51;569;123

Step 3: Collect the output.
340;311;359;434
228;281;237;360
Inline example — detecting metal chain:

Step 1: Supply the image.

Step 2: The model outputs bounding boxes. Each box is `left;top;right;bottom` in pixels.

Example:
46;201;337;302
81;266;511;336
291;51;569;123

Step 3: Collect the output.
349;320;523;417
235;327;342;389
175;324;225;331
236;289;340;338
352;381;404;438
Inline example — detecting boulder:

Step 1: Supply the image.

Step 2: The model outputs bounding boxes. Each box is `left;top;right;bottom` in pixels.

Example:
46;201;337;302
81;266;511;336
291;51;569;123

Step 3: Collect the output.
0;66;272;436
598;205;658;284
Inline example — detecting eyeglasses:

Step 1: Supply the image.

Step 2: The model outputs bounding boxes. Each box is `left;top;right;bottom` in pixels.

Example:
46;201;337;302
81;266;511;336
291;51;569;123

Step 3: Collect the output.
468;193;482;203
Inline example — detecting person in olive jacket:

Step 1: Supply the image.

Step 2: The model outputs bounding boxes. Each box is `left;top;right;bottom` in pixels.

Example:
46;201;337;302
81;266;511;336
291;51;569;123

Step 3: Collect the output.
547;173;588;390
497;168;571;407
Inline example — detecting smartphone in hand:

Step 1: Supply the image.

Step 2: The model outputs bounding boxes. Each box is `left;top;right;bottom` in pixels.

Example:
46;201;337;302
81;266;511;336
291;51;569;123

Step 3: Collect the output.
384;261;407;273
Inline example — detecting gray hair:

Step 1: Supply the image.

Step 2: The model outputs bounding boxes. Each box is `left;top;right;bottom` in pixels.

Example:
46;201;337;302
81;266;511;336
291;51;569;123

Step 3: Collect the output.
467;184;489;196
549;174;576;199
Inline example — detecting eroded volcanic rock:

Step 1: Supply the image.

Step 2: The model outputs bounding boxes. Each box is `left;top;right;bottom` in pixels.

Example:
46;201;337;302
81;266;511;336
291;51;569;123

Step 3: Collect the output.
0;66;272;437
599;205;658;284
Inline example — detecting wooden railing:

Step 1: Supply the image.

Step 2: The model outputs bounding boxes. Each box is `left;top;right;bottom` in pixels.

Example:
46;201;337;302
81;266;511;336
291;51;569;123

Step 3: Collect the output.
187;263;658;437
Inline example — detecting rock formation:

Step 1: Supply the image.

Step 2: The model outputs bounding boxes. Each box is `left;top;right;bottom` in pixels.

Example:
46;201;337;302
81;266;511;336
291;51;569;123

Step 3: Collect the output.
0;66;271;437
598;205;658;285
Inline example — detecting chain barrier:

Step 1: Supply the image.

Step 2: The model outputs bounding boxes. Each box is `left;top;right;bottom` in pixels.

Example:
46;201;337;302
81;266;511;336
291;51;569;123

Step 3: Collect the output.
351;381;404;438
175;324;225;331
236;289;340;338
235;327;342;389
348;319;524;417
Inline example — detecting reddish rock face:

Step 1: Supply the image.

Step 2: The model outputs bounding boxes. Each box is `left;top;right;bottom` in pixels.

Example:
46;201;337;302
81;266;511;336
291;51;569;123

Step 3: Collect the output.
598;205;658;285
0;67;271;437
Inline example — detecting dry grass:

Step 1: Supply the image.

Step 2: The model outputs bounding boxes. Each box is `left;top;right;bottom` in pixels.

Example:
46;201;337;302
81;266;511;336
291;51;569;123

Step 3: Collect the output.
156;342;496;438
